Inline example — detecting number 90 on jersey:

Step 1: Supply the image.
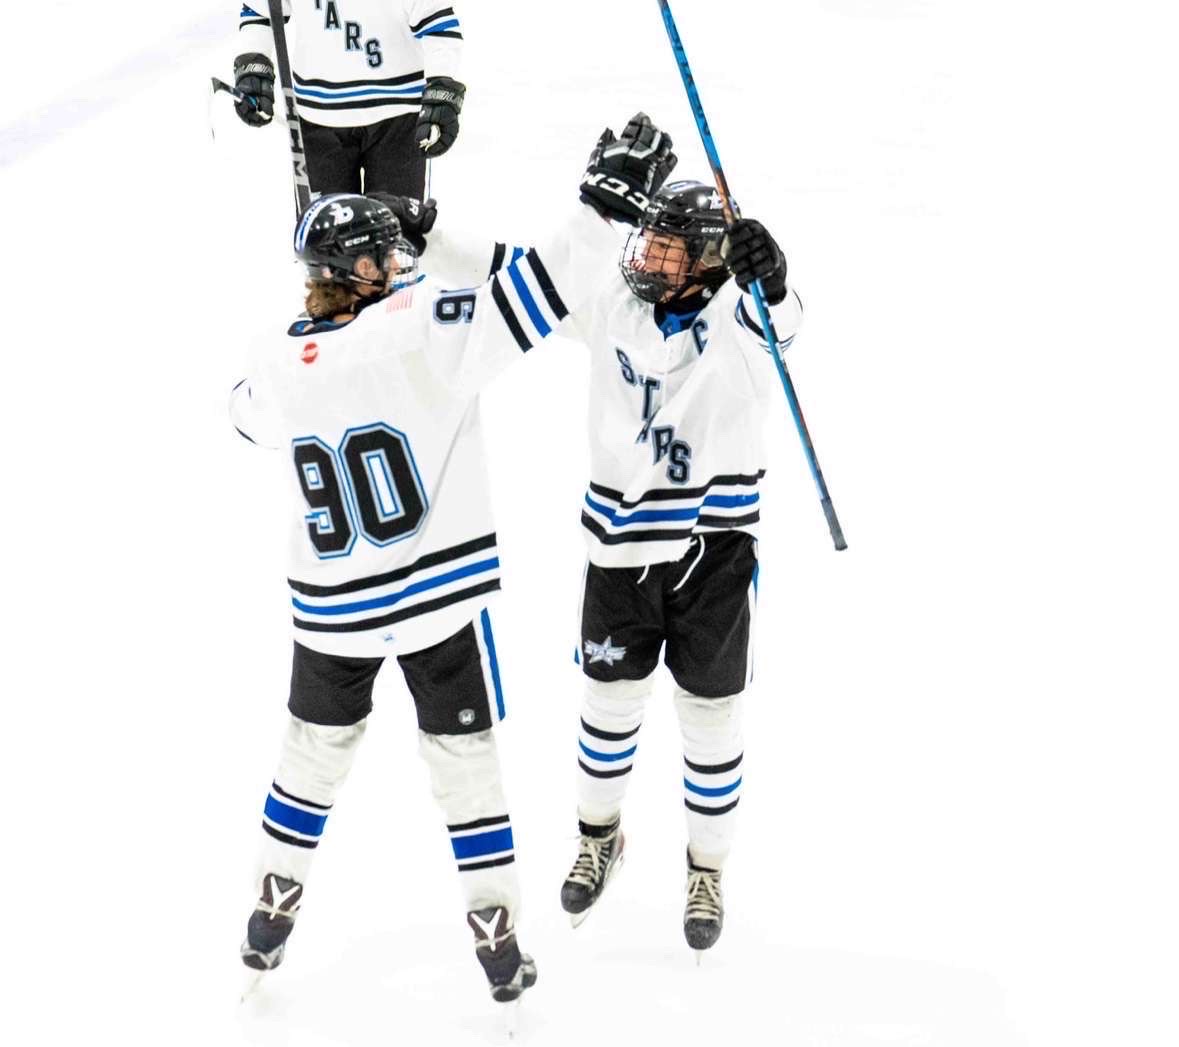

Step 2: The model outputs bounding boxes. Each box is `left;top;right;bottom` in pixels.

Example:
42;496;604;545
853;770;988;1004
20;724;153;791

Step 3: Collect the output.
293;423;428;558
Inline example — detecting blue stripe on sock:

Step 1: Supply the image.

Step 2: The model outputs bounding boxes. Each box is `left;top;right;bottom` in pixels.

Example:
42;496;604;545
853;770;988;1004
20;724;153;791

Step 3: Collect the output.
579;740;638;763
480;609;505;720
684;776;743;798
264;794;328;837
451;825;514;860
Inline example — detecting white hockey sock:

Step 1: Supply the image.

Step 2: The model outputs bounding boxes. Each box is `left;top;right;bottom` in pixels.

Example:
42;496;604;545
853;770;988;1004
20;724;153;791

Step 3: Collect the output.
576;675;654;827
675;688;744;870
256;715;367;891
419;729;520;919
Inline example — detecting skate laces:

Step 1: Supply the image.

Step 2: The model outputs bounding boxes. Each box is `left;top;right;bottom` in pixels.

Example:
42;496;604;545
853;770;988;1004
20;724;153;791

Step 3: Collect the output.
568;832;615;888
685;869;722;922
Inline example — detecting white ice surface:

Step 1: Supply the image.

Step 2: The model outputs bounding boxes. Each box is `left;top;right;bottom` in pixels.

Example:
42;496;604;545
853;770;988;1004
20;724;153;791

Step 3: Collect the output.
1;2;1177;1046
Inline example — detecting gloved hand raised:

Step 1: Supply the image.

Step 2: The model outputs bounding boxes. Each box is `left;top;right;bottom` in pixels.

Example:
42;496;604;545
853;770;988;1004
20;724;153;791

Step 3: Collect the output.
368;194;438;256
722;219;788;305
580;113;677;224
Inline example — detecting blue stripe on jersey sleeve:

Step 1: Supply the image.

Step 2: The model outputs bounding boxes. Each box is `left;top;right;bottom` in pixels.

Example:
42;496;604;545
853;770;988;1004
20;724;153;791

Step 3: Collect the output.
506;258;551;338
415;18;461;37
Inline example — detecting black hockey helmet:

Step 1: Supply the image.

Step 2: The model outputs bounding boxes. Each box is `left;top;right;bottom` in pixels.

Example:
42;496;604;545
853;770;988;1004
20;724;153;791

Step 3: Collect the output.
621;179;731;304
294;193;416;287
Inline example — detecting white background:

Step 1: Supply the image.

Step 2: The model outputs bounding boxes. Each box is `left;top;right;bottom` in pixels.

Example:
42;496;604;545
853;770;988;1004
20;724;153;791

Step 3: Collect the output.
1;2;1176;1045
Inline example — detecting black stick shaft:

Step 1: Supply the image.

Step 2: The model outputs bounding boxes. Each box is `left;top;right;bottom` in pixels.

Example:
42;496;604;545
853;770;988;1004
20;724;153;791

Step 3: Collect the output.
266;0;313;216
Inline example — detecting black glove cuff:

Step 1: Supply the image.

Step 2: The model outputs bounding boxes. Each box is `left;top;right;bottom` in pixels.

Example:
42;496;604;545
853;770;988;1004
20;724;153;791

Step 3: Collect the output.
234;53;274;77
421;76;466;114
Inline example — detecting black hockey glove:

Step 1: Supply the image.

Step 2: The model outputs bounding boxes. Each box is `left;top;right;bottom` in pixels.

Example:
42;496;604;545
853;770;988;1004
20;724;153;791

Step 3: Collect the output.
722;219;788;305
368;193;438;255
580;113;677;225
232;53;275;127
416;77;466;157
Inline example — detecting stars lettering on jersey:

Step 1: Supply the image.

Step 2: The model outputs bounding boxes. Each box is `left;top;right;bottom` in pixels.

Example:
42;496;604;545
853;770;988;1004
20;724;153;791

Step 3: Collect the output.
584;636;627;666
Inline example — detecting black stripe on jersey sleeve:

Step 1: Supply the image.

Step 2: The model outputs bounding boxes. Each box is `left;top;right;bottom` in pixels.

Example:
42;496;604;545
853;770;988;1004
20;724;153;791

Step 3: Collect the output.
409;6;455;33
489;243;507;278
296;96;422;112
684;797;741;817
684;753;744;776
293;69;424;89
581;718;640;743
293;579;501;633
524;249;569;321
580;512;694;545
736;298;768;343
489;276;532;352
428;30;463;38
288;533;497;597
697;511;760;529
588;472;765;508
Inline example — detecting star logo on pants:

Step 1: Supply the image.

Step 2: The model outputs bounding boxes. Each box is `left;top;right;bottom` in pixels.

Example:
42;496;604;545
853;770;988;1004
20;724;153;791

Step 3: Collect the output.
584;636;627;666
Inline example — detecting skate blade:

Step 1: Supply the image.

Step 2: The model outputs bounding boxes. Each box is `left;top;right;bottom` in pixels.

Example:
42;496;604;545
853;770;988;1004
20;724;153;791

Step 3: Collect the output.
239;969;265;1004
694;949;704;968
502;998;521;1040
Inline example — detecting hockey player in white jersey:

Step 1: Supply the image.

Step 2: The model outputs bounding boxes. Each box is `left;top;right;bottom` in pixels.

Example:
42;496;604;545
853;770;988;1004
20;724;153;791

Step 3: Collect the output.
229;115;675;1003
232;1;466;197
420;173;802;955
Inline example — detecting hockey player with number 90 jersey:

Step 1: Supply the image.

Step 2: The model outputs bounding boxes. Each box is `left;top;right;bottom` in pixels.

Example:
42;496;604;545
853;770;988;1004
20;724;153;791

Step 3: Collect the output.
228;114;673;1007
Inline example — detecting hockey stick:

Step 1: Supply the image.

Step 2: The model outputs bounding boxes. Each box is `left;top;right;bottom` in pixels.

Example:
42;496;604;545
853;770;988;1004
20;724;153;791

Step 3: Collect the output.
655;0;848;551
208;78;253;141
267;0;314;216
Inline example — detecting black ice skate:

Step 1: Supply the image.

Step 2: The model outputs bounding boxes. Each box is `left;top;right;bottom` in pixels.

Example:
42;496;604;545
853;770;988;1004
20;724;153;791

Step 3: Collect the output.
467;906;537;1004
683;854;724;957
240;873;303;978
560;819;624;927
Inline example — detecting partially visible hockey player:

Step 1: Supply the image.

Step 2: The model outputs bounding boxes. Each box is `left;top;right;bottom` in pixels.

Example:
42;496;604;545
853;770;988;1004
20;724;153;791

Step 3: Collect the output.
228;115;675;1003
418;177;801;955
231;1;466;198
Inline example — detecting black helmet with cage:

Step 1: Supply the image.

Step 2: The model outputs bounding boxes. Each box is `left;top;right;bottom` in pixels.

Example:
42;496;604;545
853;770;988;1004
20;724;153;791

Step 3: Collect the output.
293;193;416;288
621;179;730;305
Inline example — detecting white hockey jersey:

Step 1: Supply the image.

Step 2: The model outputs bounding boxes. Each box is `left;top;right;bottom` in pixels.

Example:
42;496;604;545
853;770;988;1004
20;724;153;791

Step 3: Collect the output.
229;205;618;657
426;230;804;568
237;1;463;127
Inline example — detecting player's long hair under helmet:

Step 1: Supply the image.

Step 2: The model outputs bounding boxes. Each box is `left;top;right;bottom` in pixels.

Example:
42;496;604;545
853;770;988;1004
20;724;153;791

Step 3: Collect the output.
621;180;730;305
294;193;417;288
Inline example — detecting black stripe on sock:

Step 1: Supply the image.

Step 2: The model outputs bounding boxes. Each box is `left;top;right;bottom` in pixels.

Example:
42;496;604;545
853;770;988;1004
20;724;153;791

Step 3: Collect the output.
262;822;319;849
524;249;569;320
271;781;333;811
684;797;741;817
490;276;531;351
457;855;516;872
578;759;632;780
580;718;640;743
684;753;744;776
448;814;511;833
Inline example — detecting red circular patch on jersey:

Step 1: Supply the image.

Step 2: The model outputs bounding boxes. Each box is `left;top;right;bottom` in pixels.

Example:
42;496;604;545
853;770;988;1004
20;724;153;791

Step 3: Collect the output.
301;341;319;365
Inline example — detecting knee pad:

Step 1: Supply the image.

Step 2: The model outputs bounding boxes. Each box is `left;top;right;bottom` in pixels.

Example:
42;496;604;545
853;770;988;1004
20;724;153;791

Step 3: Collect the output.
274;715;367;806
583;673;655;734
